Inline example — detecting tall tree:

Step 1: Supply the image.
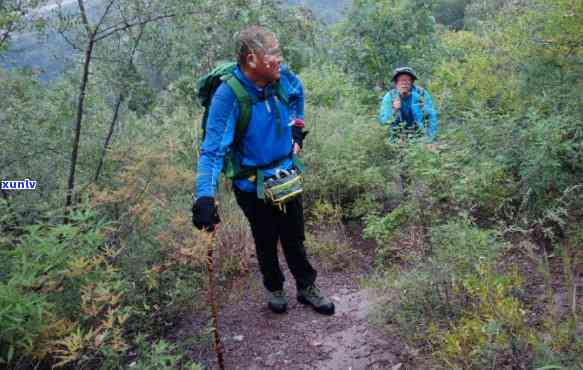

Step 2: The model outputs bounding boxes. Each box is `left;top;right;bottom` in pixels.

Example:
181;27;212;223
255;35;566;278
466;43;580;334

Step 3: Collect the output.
57;0;197;214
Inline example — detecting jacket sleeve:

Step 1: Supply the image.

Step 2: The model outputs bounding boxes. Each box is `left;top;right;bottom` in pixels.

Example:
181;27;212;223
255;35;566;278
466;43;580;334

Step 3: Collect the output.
378;91;395;126
423;90;438;143
195;83;239;198
282;66;304;120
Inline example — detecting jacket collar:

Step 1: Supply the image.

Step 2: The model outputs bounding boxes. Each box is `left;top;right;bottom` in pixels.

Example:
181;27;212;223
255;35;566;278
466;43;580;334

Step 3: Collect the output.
234;65;272;98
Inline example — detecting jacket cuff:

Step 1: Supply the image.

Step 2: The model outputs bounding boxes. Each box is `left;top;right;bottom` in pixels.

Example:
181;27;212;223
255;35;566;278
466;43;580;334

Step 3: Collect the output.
292;126;304;149
290;118;305;128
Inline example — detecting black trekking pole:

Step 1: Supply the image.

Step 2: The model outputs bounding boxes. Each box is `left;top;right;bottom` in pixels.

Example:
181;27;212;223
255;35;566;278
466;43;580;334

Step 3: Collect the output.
204;231;225;370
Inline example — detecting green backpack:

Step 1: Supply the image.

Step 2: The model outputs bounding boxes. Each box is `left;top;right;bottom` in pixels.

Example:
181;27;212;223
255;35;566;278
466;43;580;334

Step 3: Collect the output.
196;62;252;179
195;62;289;180
196;62;253;145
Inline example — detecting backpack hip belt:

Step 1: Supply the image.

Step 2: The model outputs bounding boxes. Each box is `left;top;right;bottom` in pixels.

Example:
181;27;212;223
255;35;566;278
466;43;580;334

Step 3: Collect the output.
237;153;304;203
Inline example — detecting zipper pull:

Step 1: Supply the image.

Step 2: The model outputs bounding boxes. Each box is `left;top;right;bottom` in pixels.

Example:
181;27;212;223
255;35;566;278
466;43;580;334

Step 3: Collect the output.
265;100;271;113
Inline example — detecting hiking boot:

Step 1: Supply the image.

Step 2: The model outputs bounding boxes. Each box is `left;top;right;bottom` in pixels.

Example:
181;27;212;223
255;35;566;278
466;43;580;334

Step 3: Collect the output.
297;285;335;316
266;289;288;314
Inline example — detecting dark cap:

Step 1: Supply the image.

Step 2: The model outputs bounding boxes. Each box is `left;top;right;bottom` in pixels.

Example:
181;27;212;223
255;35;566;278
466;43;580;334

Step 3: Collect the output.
392;66;418;82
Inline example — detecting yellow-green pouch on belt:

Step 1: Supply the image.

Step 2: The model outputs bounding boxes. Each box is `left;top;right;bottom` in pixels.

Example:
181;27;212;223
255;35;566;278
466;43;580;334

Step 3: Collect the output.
264;168;303;207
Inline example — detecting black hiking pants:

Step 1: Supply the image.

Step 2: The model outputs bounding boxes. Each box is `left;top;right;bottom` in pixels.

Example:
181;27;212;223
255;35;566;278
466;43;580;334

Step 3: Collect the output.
234;187;317;292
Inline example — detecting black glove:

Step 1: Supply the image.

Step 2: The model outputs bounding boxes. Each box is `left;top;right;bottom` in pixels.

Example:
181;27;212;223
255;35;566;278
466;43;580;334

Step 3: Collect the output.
292;126;309;149
192;196;220;231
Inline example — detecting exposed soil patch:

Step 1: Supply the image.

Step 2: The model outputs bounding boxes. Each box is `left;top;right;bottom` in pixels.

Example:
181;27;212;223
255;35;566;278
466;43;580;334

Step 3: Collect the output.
178;226;431;369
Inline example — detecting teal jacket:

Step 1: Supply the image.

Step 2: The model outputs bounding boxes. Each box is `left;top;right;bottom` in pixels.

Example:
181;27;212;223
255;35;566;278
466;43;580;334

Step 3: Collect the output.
378;85;438;142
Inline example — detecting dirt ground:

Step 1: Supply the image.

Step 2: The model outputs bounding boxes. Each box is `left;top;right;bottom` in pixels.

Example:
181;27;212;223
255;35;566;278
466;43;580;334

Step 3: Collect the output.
177;227;433;370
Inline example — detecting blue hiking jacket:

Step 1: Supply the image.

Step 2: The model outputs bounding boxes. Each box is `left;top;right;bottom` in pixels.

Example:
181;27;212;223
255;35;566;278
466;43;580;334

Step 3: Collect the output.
378;85;438;142
195;65;304;198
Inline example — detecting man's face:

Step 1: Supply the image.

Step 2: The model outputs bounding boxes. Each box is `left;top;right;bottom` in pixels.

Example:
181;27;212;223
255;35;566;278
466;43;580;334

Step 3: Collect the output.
255;37;283;82
395;74;413;96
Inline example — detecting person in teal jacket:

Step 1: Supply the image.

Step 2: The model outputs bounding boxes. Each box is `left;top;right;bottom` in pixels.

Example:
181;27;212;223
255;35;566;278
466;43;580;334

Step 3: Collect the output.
378;67;438;144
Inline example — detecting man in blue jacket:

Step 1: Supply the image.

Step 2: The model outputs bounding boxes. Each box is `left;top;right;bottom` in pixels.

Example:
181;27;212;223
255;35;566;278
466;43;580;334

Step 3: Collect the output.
378;67;438;145
192;26;334;316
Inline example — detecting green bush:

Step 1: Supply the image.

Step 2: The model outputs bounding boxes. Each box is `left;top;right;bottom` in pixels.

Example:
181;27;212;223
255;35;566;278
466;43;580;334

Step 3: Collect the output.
0;284;50;364
367;218;538;368
131;336;203;370
0;207;129;367
430;217;501;276
299;63;362;109
302;105;392;213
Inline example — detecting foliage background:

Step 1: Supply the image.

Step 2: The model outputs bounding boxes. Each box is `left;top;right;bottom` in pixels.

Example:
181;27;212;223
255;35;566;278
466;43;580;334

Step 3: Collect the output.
1;0;582;368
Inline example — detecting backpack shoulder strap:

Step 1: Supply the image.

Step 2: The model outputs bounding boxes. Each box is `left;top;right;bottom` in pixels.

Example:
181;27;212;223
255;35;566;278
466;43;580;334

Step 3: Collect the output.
224;75;253;144
274;65;295;106
274;81;289;106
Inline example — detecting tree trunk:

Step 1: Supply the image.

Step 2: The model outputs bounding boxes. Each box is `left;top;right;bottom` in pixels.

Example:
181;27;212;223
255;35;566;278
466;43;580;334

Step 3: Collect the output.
65;38;95;214
94;93;124;183
93;25;145;184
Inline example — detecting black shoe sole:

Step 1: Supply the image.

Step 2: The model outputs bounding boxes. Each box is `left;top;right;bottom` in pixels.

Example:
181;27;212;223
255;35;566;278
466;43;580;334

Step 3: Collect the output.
268;302;287;314
297;295;335;316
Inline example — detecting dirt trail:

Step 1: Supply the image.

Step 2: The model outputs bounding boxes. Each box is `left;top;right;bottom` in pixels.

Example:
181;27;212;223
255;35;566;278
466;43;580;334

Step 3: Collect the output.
179;230;425;369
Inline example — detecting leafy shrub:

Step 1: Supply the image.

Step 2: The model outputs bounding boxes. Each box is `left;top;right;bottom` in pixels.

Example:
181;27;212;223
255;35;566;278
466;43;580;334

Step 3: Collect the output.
368;218;537;368
305;201;360;272
364;203;417;262
0;208;129;367
302;105;392;212
299;63;362;109
370;219;503;329
430;217;501;275
130;336;203;370
0;284;52;364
